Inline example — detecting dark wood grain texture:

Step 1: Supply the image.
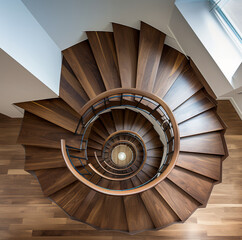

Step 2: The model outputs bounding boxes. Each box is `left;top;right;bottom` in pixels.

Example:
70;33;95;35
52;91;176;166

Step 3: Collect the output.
180;132;225;155
176;152;221;181
153;45;188;98
15;98;80;133
136;22;166;92
63;40;106;99
167;167;214;205
86;31;121;89
178;109;224;137
59;58;90;114
113;23;139;88
163;65;203;110
17;112;82;149
155;179;200;221
24;146;85;171
173;89;216;124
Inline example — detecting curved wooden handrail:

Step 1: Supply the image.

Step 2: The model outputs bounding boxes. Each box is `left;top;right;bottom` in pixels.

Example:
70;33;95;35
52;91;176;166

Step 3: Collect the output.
101;130;145;151
61;88;180;196
94;152;135;176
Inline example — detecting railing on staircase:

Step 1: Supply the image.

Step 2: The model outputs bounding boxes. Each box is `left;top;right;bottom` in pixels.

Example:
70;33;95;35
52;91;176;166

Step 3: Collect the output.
61;88;180;196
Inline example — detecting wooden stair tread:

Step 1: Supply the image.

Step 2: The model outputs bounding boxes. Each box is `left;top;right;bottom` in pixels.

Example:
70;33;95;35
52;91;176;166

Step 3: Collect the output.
130;113;147;133
111;109;124;131
153;45;188;98
163;65;203;110
113;23;139;88
99;181;128;231
173;89;216;124
15;98;80;133
73;178;109;225
92;119;110;140
146;157;161;168
34;167;82;196
50;181;92;216
59;59;89;114
124;109;137;130
155;179;200;221
136;22;166;92
18;112;82;149
167;167;214;205
123;180;154;232
99;112;116;135
87;139;103;150
24;146;85;170
63;40;106;99
141;188;180;229
178;109;224;137
87;31;121;89
176;152;222;181
180;132;225;155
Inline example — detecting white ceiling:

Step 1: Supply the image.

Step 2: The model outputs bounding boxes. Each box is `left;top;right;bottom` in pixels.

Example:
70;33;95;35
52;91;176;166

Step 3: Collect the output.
22;0;179;51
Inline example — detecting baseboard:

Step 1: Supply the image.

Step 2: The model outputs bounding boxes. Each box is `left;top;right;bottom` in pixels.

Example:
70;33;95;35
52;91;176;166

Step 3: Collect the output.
217;97;242;120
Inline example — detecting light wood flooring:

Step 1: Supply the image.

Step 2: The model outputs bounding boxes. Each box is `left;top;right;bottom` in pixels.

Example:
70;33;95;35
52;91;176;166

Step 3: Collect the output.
0;100;241;240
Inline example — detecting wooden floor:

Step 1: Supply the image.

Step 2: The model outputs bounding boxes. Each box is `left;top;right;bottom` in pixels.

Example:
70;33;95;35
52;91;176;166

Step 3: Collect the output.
0;100;241;240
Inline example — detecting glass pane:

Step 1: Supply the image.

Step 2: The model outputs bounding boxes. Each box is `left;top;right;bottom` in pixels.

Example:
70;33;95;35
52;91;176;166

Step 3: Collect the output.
222;0;242;38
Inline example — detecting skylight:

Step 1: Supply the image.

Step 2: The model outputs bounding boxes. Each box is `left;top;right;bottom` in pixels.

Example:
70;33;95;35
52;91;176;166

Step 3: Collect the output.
209;0;242;51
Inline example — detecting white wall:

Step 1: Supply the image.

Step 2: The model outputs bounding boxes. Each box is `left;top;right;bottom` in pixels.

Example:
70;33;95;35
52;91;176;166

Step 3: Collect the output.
169;5;234;97
0;49;57;118
0;0;62;95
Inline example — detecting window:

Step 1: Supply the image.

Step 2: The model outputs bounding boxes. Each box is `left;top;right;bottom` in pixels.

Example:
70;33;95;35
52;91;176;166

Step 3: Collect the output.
209;0;242;50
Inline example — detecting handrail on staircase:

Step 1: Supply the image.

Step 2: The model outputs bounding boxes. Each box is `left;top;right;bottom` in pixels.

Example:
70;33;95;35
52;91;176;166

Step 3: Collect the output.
61;89;180;196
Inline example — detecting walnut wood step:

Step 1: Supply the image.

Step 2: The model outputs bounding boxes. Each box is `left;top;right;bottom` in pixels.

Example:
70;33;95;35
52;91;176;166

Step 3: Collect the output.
87;139;103;150
24;146;85;171
146;157;161;168
130;113;147;133
173;89;216;124
88;131;106;146
124;109;137;130
59;58;89;114
136;22;166;92
178;109;224;137
153;45;188;98
137;120;153;137
15;98;80;133
155;179;200;221
163;65;203;110
176;152;222;181
87;31;121;89
145;137;163;150
91;119;110;140
113;23;139;88
99;112;116;135
99;181;128;231
167;167;214;205
123;180;154;233
180;132;225;155
63;40;106;99
72;179;110;227
140;188;180;229
18;112;82;149
50;174;101;217
34;167;85;196
111;109;124;131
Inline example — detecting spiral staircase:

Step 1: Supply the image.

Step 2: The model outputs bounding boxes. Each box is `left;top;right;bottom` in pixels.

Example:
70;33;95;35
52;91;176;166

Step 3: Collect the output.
15;22;228;234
